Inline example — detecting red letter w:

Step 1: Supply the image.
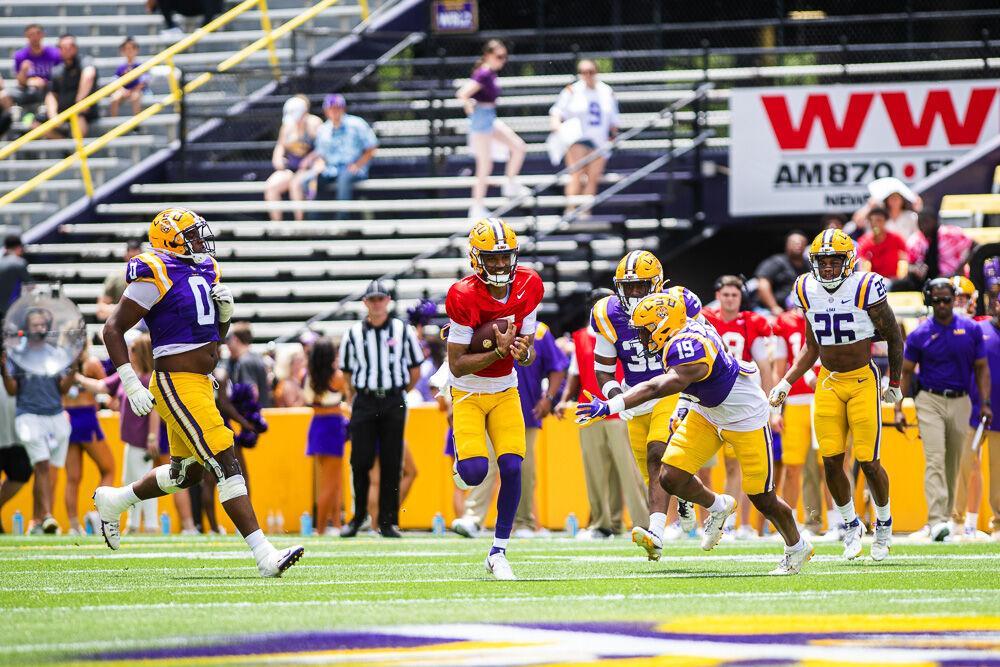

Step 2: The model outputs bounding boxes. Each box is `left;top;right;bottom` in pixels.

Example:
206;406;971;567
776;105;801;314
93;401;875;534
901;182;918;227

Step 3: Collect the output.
761;93;874;150
881;88;997;147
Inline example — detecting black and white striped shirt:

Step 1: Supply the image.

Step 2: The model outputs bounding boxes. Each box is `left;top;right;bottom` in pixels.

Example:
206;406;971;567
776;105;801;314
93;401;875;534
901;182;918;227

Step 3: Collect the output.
338;317;424;392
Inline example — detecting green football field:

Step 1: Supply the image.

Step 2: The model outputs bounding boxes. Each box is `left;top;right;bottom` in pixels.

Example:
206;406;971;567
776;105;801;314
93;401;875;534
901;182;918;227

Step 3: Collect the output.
2;533;999;666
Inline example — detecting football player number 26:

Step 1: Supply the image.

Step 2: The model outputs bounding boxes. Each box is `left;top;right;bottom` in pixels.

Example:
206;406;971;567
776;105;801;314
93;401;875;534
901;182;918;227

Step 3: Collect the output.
188;276;216;325
813;313;854;344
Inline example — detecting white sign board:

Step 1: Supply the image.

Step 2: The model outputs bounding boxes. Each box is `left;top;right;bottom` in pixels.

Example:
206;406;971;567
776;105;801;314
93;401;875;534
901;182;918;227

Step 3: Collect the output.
729;80;1000;216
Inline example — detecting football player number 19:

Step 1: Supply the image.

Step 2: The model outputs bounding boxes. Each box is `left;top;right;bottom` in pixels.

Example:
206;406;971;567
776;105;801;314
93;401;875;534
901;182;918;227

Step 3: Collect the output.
188;276;216;325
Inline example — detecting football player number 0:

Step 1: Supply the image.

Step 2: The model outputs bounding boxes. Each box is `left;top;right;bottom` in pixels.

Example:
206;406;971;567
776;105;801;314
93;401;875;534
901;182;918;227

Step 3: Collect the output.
813;313;854;345
188;276;216;325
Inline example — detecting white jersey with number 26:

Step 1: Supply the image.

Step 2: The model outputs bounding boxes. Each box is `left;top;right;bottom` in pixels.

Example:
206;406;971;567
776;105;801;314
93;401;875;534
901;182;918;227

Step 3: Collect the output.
791;271;887;346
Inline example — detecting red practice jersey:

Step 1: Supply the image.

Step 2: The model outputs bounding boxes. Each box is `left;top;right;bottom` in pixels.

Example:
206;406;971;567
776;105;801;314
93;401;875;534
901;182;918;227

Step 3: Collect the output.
445;266;544;378
702;307;772;364
773;309;816;397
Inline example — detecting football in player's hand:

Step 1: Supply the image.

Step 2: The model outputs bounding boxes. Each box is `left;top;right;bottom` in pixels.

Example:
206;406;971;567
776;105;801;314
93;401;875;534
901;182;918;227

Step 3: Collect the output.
468;318;510;353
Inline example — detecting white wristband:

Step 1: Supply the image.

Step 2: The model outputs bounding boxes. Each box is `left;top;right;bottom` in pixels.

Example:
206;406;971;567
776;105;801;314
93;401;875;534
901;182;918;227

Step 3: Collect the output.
594;361;617;374
117;363;140;387
775;379;792;395
601;379;622;398
607;395;626;415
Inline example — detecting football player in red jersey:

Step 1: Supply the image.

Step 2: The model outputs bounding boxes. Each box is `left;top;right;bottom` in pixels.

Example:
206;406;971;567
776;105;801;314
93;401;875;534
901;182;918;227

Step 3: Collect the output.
703;275;780;539
446;218;543;580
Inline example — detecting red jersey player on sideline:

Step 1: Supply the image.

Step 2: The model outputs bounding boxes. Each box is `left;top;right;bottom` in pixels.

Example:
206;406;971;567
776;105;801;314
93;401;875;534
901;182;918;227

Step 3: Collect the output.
445;218;543;580
702;275;780;539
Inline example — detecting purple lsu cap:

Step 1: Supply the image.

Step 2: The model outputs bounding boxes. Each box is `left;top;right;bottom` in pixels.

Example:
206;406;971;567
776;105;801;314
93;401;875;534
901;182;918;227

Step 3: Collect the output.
323;93;346;109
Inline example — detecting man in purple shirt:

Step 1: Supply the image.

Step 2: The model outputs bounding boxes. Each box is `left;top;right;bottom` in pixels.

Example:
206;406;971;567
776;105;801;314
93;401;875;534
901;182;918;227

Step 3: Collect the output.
512;322;568;536
11;25;62;112
954;292;1000;539
900;277;992;540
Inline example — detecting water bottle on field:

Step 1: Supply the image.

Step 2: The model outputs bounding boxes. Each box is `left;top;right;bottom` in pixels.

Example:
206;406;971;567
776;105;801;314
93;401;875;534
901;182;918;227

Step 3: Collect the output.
12;510;23;535
565;512;579;538
160;512;171;535
300;511;313;536
432;512;445;536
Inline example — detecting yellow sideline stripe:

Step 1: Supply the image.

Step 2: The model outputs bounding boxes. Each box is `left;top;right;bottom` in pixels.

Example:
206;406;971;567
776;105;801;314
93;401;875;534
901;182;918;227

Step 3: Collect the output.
655;614;1000;635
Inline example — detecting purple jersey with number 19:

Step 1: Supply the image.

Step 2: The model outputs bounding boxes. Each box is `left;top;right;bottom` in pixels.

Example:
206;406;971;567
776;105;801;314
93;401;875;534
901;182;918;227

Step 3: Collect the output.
125;251;221;357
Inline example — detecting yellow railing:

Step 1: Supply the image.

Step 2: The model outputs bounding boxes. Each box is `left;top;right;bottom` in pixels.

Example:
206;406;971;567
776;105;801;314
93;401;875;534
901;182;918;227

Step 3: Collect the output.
0;0;358;210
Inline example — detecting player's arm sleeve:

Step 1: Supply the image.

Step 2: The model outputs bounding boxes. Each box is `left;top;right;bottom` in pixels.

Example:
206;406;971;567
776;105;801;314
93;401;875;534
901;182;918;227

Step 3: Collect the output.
791;274;810;310
664;334;714;381
447;321;474;344
520;305;539;336
594;333;617;358
859;273;888;309
902;330;921;364
125;254;170;302
121;281;160;311
749;316;774;363
444;285;476;344
589;297;618;344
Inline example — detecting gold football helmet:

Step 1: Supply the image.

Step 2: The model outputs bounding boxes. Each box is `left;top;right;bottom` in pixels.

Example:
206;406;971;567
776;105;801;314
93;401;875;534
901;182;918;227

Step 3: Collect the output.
614;250;664;314
630;292;688;355
951;276;978;315
809;229;856;288
468;218;518;287
148;207;215;258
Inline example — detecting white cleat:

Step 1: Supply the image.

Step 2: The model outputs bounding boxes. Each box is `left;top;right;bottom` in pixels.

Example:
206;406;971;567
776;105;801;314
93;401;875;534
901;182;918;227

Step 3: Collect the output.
451;516;479;538
677;500;697;533
701;495;737;551
769;540;815;575
871;519;892;561
258;545;304;577
842;519;865;560
485;551;516;580
92;487;122;551
631;526;663;561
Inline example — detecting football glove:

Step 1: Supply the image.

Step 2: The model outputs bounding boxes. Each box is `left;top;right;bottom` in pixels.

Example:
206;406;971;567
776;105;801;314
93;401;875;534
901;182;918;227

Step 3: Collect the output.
118;363;155;417
211;283;235;323
882;385;903;405
768;379;792;407
575;390;612;425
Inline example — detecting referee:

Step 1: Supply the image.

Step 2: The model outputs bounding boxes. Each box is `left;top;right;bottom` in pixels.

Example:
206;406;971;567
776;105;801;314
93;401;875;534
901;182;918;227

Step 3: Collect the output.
338;280;424;538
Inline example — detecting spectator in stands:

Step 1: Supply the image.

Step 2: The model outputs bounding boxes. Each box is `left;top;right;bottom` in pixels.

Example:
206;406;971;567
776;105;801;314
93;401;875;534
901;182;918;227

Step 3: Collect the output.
264;95;323;223
147;0;223;38
906;211;975;284
11;25;61;121
457;39;528;221
304;338;347;536
900;277;991;541
513;321;568;537
0;235;31;324
853;178;922;240
109;37;149;117
301;94;377;220
554;288;648;539
753;231;809;317
549;59;619;216
0;76;13;138
96;239;143;322
272;343;307;408
856;207;908;282
38;34;98;139
224;322;273;408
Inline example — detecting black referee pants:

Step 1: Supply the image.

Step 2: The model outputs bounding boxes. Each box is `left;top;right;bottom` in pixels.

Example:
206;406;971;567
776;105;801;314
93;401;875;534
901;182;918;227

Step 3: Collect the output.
349;391;406;530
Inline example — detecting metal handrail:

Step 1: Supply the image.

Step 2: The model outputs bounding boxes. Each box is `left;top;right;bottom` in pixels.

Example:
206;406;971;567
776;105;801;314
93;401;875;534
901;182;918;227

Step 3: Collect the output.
0;0;353;210
272;83;714;343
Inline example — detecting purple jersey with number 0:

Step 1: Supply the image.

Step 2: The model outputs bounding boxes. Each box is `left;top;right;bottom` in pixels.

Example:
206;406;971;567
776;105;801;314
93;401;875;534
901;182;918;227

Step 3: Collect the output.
125;251;221;355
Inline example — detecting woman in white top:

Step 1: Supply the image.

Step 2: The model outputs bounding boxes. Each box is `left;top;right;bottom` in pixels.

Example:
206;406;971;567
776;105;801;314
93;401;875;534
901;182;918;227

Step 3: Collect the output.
264;95;323;223
549;60;619;214
852;177;923;240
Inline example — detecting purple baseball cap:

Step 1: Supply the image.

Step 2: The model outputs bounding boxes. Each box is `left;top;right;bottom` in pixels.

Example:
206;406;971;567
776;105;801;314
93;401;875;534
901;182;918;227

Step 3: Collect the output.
323;93;346;109
985;256;1000;288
